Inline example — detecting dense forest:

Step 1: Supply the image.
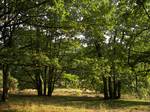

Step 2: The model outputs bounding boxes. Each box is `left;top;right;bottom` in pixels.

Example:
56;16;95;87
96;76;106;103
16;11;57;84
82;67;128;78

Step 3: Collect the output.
0;0;150;104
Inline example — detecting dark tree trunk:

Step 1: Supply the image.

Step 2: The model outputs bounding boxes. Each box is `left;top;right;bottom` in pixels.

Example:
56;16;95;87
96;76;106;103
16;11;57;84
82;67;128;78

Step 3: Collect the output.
135;73;138;93
1;64;9;102
43;67;47;96
48;81;54;97
39;76;42;96
111;64;117;99
47;84;52;96
48;80;53;97
47;67;54;96
112;32;118;99
36;73;43;96
102;76;109;99
1;0;9;102
113;79;117;99
117;80;121;99
108;77;112;99
34;26;43;96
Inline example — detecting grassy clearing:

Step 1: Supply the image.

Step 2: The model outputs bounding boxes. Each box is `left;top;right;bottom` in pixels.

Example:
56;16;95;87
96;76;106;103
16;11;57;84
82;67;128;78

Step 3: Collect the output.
0;89;150;112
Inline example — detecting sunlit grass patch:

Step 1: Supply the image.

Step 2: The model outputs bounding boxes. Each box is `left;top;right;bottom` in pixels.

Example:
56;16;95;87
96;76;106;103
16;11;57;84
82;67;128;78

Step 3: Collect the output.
0;89;150;112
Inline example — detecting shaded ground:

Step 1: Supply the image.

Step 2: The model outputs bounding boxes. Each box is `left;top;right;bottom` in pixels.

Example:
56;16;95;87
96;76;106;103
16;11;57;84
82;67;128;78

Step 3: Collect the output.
0;89;150;112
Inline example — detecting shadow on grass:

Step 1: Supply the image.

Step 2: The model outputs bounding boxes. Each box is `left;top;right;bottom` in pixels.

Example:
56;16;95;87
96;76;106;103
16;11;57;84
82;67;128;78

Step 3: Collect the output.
1;94;149;110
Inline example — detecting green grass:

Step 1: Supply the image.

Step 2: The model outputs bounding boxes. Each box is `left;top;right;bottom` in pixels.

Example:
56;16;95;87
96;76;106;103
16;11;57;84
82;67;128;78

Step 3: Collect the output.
0;89;150;112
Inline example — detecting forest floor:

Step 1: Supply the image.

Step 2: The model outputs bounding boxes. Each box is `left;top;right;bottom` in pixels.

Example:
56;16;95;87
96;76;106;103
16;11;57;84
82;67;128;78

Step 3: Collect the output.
0;89;150;112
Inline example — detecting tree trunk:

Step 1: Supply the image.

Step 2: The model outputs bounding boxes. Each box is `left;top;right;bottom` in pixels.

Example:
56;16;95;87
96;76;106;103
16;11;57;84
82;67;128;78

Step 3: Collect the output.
102;76;109;99
108;77;112;99
47;67;54;96
36;73;43;96
117;80;121;99
47;80;53;96
111;63;117;99
135;73;139;97
48;80;55;97
43;67;47;96
1;64;9;102
113;78;117;99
